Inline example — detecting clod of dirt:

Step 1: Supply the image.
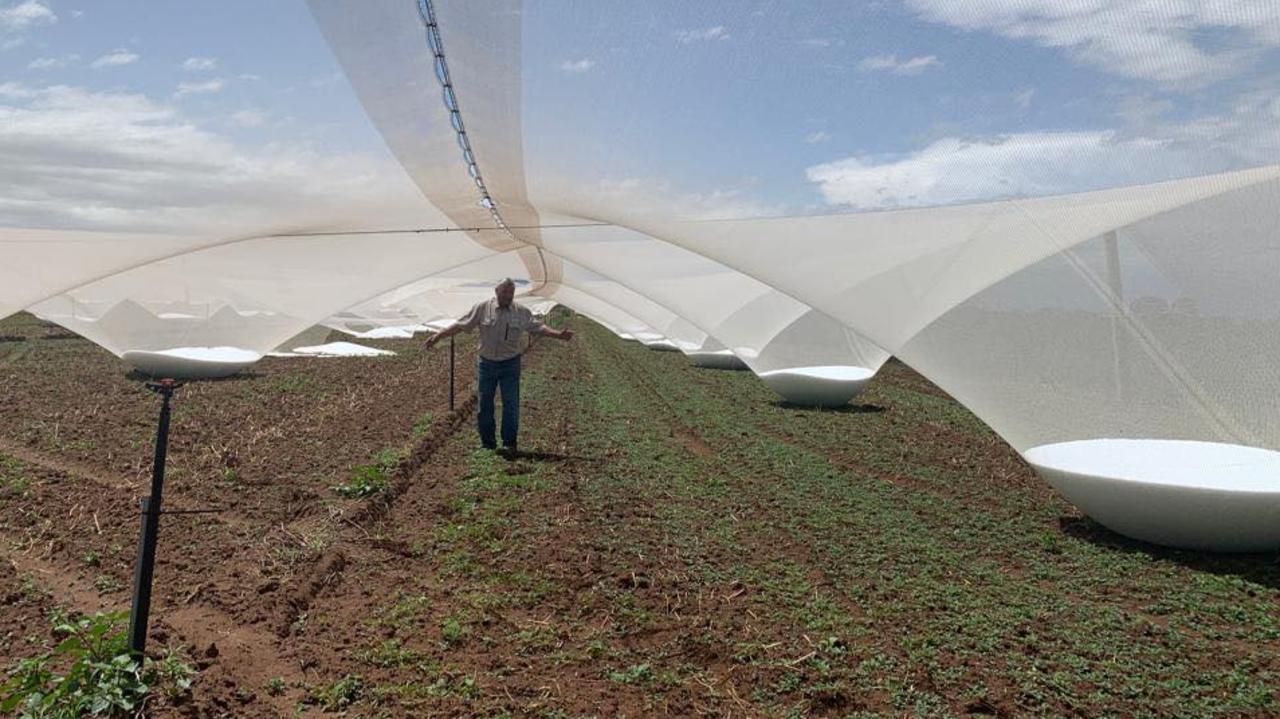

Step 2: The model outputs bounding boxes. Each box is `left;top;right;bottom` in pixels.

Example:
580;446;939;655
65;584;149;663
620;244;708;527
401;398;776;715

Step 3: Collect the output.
203;642;219;659
256;579;279;595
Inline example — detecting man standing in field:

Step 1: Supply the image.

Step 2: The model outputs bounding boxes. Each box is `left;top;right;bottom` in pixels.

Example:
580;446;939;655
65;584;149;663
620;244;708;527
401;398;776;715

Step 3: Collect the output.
424;278;573;455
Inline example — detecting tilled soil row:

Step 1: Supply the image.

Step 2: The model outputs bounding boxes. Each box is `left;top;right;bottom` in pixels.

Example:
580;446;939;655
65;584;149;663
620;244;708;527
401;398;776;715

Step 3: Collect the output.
273;393;478;638
0;324;486;716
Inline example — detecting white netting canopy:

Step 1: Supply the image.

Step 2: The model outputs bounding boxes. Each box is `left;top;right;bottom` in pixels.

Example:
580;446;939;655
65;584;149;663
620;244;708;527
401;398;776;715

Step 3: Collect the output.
5;0;1280;548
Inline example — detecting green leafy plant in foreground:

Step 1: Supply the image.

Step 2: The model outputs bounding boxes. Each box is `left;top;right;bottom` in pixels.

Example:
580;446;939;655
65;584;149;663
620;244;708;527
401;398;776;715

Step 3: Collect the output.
332;464;389;499
0;611;196;718
1;612;144;718
332;448;403;499
307;674;363;711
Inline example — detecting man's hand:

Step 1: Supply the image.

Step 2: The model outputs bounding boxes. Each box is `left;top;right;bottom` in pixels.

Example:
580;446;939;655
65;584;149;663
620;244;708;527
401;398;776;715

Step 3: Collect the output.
558;329;574;341
424;323;462;351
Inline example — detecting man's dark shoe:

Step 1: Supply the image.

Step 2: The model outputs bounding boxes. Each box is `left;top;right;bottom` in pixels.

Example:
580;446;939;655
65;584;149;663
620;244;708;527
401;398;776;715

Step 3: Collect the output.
500;444;519;459
481;442;497;451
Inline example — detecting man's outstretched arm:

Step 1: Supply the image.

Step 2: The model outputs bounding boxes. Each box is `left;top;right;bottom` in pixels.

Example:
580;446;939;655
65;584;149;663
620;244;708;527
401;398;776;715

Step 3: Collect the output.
423;322;466;350
533;325;573;341
425;303;485;350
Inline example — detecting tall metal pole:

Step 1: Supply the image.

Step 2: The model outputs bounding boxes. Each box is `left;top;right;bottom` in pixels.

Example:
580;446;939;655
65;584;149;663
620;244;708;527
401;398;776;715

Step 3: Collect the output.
129;379;180;656
449;335;456;411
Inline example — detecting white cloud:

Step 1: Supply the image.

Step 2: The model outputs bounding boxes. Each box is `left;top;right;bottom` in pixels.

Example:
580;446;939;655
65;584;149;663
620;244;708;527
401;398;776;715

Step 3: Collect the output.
808;132;1164;207
906;0;1280;88
804;131;831;144
228;108;267;127
675;26;729;43
800;38;834;48
175;78;225;97
590;176;779;221
238;73;261;81
0;84;421;232
28;53;77;70
857;54;940;76
559;58;595;74
1013;87;1035;110
806;103;1280;209
1;1;55;32
0;80;33;98
181;56;217;71
90;49;138;68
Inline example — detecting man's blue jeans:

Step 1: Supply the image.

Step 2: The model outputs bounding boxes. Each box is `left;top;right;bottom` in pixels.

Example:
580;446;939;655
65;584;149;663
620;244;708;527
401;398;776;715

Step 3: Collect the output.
477;355;521;449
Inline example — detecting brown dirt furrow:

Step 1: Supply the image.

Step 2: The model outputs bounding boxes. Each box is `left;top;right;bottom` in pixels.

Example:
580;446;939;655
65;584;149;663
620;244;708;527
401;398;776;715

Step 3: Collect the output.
0;436;136;492
269;391;478;637
160;605;306;718
0;540;118;614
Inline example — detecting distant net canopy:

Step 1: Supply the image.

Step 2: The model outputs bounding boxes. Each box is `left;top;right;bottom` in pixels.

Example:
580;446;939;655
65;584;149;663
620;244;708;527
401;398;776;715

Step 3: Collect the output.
6;1;1280;546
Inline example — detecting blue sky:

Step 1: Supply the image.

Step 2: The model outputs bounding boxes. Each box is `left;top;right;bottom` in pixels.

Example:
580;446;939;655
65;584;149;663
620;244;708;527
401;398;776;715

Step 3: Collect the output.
4;0;1280;229
0;1;375;150
519;1;1280;213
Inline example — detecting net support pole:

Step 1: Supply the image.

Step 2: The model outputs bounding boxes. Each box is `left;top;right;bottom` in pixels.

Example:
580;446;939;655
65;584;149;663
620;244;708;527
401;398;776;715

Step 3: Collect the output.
129;379;181;657
449;335;456;411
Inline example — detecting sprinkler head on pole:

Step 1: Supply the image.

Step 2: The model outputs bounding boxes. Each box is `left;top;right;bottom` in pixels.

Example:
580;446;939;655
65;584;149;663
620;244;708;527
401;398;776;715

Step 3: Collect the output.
144;378;184;395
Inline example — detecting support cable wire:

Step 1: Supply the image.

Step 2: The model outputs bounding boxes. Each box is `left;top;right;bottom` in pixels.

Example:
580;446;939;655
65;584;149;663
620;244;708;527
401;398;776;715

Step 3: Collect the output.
417;0;507;232
416;0;555;289
267;221;610;239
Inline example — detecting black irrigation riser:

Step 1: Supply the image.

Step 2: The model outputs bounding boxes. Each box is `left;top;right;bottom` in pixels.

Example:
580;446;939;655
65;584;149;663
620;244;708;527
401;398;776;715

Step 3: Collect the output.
128;378;182;657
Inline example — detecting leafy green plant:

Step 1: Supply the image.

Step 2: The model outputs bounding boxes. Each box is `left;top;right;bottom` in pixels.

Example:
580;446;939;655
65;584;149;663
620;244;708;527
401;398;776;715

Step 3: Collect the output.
372;448;402;472
440;617;467;646
93;575;121;593
0;611;147;718
265;677;286;696
332;448;402;499
308;674;363;711
331;465;388;499
356;639;422;669
150;647;195;700
608;663;653;685
0;455;31;499
411;412;435;439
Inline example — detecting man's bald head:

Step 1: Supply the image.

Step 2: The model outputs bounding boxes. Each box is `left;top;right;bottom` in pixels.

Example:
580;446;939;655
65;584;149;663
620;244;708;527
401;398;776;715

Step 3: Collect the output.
495;278;516;308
